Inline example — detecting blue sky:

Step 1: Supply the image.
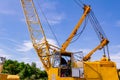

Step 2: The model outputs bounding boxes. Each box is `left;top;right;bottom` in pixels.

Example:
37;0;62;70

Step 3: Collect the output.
0;0;120;69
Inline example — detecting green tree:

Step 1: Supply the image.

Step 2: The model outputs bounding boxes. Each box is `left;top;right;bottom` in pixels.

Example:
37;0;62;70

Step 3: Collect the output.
2;59;48;80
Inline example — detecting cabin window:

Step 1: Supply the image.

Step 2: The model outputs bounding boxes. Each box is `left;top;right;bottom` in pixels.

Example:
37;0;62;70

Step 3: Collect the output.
52;52;60;67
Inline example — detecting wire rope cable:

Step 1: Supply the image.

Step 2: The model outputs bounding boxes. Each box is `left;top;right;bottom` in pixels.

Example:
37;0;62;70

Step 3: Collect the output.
35;0;61;47
70;16;89;43
106;45;110;61
88;14;101;41
90;11;107;38
74;0;84;8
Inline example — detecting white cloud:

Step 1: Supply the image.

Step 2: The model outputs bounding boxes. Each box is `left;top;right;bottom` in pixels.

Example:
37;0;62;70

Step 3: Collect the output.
110;45;120;54
47;38;58;47
111;54;120;68
111;53;120;60
16;38;58;52
106;45;120;68
79;48;91;53
40;38;58;47
16;40;33;52
48;13;65;25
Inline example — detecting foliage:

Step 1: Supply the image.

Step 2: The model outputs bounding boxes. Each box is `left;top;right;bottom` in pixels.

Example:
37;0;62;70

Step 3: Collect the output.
2;59;48;80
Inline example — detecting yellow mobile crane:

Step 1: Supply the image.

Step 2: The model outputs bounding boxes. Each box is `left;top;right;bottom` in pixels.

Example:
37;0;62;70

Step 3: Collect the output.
21;0;119;80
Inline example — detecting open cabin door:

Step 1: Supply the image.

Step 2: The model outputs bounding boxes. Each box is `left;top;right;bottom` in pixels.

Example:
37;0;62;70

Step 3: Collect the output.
52;51;84;78
60;52;71;77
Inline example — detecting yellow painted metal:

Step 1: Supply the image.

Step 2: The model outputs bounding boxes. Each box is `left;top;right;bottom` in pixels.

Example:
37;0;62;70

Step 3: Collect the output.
61;5;91;52
0;74;8;80
84;61;119;80
0;74;19;80
47;68;82;80
20;0;58;70
47;60;119;80
7;75;19;80
0;63;20;80
83;39;109;61
0;65;3;73
20;0;119;80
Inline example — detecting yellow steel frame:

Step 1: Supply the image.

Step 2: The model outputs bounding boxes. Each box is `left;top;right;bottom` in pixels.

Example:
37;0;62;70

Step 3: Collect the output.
21;0;59;70
61;5;91;52
21;0;119;80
